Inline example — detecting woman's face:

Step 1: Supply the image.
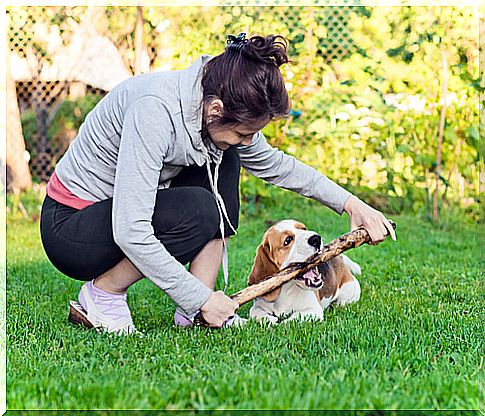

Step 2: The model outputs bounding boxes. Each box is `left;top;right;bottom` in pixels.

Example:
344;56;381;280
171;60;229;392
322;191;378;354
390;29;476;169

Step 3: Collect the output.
203;98;269;150
206;122;265;151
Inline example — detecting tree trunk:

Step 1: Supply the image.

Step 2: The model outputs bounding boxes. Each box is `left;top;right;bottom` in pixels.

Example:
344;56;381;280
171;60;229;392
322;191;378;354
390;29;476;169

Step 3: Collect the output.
433;49;448;221
6;50;33;192
134;6;144;75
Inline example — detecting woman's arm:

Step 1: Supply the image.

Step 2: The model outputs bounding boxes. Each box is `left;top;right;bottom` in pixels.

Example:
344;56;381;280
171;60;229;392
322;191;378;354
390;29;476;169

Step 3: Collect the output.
238;131;396;244
343;195;396;244
237;130;352;214
112;96;212;316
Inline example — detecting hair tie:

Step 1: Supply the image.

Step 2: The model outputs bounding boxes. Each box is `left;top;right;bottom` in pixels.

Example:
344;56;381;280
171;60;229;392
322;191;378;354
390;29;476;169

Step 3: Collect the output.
226;32;248;50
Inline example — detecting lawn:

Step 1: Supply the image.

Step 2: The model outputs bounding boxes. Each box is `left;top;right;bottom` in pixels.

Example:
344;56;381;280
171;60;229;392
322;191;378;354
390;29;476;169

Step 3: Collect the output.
6;191;483;410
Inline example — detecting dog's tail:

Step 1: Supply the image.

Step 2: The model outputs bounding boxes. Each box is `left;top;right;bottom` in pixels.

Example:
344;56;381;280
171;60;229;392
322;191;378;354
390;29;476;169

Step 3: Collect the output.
341;254;362;275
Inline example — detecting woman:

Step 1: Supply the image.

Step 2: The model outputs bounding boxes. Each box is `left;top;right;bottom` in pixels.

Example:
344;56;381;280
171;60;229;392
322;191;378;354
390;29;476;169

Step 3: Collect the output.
40;33;395;335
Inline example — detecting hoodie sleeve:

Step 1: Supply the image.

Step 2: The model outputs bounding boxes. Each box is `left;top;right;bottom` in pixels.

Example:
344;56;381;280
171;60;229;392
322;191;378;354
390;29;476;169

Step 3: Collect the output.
236;131;352;215
112;96;212;315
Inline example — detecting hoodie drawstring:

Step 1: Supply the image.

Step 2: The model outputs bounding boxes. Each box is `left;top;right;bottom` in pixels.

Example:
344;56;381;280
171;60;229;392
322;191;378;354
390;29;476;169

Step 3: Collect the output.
205;158;237;293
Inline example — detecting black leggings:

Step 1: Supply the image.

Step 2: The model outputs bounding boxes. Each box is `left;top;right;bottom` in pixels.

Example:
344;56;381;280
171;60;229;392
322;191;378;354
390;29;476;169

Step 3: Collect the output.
40;147;240;281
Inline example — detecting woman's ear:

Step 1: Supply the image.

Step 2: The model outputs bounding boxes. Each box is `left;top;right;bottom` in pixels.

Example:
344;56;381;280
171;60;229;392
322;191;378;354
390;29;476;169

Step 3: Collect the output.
248;239;282;302
207;98;224;118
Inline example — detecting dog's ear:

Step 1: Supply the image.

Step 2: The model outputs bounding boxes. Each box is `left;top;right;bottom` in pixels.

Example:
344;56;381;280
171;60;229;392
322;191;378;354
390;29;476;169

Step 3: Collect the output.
317;258;339;300
248;239;282;302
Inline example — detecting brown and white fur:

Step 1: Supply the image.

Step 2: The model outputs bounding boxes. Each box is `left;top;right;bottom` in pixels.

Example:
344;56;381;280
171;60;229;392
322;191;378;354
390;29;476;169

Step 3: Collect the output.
248;219;361;323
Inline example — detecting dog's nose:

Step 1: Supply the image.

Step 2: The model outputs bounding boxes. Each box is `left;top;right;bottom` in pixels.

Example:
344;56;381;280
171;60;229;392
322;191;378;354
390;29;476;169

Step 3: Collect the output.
308;234;321;249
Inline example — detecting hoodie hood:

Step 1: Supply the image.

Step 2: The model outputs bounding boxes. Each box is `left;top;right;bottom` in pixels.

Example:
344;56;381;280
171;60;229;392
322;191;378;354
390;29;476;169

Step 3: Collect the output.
178;54;223;165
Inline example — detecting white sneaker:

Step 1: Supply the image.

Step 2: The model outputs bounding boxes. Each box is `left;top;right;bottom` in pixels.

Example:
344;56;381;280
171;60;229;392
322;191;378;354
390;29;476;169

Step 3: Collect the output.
69;281;142;336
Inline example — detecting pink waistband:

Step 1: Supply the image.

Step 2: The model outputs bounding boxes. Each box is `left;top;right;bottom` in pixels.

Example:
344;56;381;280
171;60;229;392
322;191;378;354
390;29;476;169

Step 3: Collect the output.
46;172;95;210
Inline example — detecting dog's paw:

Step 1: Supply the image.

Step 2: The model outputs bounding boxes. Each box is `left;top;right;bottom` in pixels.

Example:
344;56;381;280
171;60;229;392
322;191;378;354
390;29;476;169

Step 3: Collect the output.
282;310;324;323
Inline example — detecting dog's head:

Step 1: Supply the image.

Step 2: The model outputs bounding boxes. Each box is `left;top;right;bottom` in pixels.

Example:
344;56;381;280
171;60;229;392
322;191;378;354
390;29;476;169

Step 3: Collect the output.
248;219;324;302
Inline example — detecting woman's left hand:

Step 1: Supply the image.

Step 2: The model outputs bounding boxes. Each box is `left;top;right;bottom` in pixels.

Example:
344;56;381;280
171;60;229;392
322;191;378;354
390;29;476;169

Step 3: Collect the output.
343;195;396;245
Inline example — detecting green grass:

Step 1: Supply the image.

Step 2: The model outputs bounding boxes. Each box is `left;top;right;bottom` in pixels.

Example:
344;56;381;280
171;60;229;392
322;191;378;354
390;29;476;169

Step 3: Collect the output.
6;191;484;410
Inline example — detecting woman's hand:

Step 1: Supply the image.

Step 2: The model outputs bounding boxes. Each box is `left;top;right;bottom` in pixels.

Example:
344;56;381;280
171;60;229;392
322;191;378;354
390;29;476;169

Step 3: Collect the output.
200;291;239;327
343;195;396;244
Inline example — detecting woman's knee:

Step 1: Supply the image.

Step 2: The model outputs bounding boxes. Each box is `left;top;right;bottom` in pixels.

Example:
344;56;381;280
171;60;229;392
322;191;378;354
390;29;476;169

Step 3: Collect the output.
221;147;241;181
153;186;220;239
224;146;241;167
191;188;220;239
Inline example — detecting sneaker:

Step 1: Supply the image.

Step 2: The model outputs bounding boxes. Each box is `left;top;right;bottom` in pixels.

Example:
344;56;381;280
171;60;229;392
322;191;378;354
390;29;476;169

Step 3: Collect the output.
174;308;247;328
68;280;142;336
174;309;195;327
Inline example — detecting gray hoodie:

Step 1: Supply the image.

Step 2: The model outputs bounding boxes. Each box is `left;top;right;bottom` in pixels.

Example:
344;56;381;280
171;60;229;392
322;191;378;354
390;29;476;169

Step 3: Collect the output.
55;55;352;315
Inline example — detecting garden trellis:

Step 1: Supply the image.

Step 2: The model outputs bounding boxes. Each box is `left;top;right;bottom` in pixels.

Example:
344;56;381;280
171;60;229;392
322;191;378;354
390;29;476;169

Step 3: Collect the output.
7;5;356;183
7;6;480;219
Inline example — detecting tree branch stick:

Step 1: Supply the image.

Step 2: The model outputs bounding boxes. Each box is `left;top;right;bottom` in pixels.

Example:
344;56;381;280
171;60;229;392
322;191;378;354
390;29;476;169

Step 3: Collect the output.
193;221;396;326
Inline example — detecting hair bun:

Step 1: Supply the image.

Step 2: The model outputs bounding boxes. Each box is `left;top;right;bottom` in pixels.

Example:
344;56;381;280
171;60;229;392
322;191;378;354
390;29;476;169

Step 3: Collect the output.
202;32;291;127
240;34;289;68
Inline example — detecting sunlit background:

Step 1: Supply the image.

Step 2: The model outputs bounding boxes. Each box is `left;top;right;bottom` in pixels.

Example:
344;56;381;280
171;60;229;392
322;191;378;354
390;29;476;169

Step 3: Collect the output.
5;5;481;221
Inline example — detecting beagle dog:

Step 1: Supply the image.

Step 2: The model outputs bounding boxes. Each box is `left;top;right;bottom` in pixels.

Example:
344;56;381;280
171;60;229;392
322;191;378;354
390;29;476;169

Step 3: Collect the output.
248;219;362;323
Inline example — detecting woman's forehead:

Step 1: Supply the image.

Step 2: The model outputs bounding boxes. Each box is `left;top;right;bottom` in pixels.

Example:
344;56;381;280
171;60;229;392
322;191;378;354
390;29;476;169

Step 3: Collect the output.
235;128;258;135
236;119;270;134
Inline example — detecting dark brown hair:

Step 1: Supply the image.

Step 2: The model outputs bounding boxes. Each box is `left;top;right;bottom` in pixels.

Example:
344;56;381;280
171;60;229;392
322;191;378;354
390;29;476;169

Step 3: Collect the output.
201;34;291;128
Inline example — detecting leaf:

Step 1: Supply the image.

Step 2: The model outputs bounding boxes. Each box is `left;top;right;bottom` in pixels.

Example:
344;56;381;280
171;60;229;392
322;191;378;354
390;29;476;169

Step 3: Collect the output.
307;119;328;134
387;45;404;58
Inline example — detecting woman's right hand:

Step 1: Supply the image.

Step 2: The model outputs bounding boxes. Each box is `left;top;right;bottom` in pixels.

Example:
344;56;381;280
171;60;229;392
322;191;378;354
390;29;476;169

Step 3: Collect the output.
200;291;238;327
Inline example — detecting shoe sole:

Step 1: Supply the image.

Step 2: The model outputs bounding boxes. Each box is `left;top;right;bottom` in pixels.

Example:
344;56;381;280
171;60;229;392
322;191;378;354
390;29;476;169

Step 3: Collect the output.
69;300;95;329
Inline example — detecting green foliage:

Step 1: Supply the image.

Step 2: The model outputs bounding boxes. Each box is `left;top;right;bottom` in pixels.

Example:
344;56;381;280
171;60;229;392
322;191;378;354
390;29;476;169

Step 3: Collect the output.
20;94;102;176
9;6;480;220
259;6;479;219
47;94;102;138
18;110;37;158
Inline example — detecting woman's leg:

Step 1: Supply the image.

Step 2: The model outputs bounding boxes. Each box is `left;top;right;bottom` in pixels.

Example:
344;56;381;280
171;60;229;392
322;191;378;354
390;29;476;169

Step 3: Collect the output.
39;148;241;329
93;258;143;294
188;237;229;289
41;188;222;332
40;187;222;284
91;236;228;295
89;149;241;323
169;146;241;291
40;148;240;286
93;191;230;294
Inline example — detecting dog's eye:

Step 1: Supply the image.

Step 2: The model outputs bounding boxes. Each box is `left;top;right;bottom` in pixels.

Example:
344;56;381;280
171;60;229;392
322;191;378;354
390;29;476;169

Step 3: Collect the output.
284;236;294;246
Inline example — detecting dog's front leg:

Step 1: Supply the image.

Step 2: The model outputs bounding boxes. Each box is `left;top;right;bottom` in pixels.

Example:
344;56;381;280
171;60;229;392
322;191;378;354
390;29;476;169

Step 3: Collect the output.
285;308;324;322
249;301;279;324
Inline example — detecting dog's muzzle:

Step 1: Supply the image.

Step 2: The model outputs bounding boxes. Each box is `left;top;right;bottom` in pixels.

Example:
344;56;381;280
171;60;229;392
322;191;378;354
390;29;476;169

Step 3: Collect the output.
295;267;323;289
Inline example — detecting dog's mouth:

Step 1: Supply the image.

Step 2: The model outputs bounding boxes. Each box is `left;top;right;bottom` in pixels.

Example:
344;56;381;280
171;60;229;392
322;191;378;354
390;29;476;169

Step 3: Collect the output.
296;267;323;289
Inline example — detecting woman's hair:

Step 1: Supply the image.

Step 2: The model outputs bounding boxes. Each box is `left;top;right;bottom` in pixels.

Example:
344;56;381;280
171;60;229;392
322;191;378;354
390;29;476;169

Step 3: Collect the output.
201;34;291;128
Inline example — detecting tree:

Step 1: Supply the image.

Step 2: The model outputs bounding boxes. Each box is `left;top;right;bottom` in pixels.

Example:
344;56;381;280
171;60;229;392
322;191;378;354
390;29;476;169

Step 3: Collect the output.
6;48;32;191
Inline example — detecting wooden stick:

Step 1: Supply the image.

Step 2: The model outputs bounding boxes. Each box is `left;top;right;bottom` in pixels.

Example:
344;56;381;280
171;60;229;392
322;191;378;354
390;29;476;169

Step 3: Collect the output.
193;221;396;326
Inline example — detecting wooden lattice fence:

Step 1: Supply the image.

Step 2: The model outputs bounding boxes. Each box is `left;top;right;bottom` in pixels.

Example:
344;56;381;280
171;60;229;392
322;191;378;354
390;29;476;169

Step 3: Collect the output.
7;6;356;183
